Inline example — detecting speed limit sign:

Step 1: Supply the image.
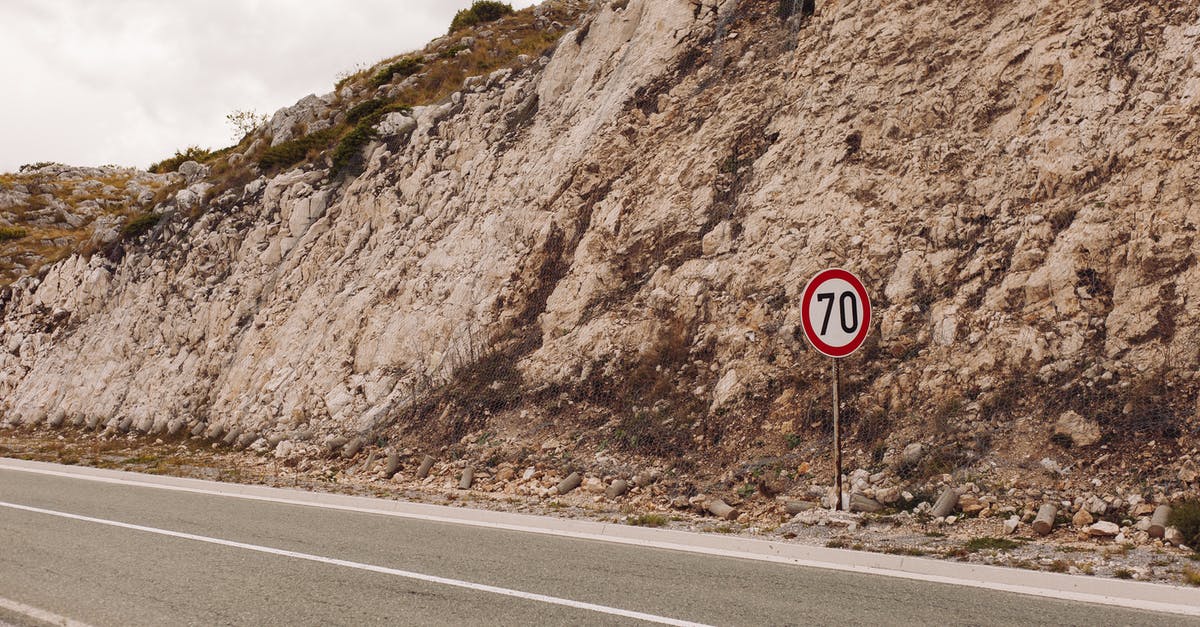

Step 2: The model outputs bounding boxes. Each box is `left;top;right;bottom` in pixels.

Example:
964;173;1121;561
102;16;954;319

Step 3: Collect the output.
801;268;871;511
801;268;871;359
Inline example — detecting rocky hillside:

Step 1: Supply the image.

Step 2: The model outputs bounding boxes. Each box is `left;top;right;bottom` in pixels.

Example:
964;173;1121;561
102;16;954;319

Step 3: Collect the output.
0;165;178;285
2;0;1199;505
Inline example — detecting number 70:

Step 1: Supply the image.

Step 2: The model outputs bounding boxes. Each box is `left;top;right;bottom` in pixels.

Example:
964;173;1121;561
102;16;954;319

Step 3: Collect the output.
816;291;860;335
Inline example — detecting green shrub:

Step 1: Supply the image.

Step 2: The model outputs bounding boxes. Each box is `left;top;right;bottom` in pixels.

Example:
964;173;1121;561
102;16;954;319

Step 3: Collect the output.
331;125;375;175
149;146;214;174
449;1;513;34
258;127;339;171
0;226;28;242
345;99;388;124
1169;500;1200;548
122;213;162;239
333;103;413;176
371;57;422;87
440;44;469;59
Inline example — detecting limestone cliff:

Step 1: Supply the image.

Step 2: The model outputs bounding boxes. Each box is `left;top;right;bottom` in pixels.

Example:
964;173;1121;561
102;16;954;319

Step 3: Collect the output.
2;0;1199;480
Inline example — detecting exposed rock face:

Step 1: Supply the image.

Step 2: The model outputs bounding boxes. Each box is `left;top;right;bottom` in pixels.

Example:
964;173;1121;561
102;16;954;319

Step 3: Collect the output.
1;0;1198;471
1053;410;1101;448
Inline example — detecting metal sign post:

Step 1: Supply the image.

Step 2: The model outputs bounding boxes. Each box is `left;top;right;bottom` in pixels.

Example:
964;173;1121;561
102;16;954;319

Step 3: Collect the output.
832;357;842;510
801;268;871;512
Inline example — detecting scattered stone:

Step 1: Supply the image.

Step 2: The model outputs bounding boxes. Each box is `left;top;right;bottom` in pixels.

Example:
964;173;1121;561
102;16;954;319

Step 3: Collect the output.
605;479;629;499
875;486;902;504
1087;521;1120;537
1004;515;1020;535
791;509;861;528
234;432;257;451
706;498;739;521
1072;509;1094;528
931;487;959;518
522;466;537;481
459;466;475;490
901;443;925;466
341;437;364;459
784;500;819;515
958;494;984;515
1164;526;1186;546
1053;410;1101;447
383;451;401;479
416;455;435;479
1149;505;1171;538
1040;458;1064;475
557;472;582;495
1131;503;1157;517
849;494;884;513
1033;504;1058;536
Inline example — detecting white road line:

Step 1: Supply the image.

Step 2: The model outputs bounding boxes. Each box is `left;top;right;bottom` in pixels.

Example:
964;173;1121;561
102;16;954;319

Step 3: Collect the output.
0;500;709;627
0;594;92;627
3;461;1200;618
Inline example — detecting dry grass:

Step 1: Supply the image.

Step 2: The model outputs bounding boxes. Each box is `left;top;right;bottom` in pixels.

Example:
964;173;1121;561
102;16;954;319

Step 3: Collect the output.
0;168;172;285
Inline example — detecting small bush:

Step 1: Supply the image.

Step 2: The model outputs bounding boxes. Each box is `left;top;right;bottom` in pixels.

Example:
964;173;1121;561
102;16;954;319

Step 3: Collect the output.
371;57;422;87
345;99;388;124
1169;500;1200;548
149;146;213;174
1185;569;1200;587
258;127;339;171
0;226;28;242
1114;568;1134;580
440;44;469;59
331;125;375;175
449;1;513;34
122;213;162;239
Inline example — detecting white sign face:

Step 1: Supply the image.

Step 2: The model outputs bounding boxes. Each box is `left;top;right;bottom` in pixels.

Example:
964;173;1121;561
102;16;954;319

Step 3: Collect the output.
801;269;871;359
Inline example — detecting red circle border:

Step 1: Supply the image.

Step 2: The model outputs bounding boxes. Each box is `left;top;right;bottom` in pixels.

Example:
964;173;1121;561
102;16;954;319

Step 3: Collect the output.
801;268;872;359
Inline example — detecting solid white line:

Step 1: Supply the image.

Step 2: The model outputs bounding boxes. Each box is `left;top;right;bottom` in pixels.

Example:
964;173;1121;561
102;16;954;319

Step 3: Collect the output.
0;500;709;627
2;461;1200;618
0;594;92;627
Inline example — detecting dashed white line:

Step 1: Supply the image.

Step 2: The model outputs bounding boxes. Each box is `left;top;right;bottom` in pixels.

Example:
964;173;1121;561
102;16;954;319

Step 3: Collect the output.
0;500;709;627
0;594;92;627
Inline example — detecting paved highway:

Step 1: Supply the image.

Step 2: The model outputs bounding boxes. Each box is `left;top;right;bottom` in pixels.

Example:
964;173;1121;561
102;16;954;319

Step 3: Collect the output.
0;460;1195;626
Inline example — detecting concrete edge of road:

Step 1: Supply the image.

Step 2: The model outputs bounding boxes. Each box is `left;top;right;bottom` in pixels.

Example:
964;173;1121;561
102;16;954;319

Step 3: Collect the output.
3;457;1199;617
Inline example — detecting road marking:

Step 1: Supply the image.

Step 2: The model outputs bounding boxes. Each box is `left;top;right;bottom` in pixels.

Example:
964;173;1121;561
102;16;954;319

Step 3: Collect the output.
3;460;1200;618
0;595;92;627
0;500;708;627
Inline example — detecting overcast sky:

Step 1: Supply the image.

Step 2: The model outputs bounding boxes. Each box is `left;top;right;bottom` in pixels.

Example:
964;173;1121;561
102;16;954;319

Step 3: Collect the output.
0;0;540;173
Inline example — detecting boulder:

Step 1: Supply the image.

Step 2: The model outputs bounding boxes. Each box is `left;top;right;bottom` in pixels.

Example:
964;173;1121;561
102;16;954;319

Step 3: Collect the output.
1087;521;1120;537
849;494;884;513
901;443;925;466
1053;411;1101;447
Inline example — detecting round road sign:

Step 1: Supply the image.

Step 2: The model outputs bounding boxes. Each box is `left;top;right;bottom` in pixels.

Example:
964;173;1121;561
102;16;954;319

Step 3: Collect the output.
801;268;871;359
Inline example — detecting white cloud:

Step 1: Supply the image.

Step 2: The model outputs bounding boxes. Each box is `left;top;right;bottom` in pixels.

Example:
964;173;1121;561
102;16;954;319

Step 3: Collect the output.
0;0;542;172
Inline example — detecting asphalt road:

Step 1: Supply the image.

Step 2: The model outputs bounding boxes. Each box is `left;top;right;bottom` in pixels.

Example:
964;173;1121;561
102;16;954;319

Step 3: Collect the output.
0;464;1194;626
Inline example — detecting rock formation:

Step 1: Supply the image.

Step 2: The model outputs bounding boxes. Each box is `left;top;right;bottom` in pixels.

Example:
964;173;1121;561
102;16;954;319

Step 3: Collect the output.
1;0;1198;483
